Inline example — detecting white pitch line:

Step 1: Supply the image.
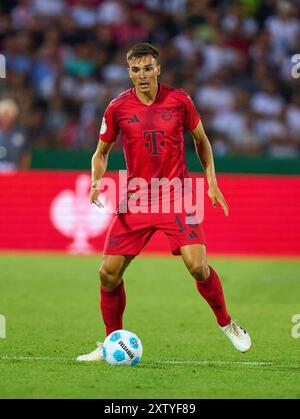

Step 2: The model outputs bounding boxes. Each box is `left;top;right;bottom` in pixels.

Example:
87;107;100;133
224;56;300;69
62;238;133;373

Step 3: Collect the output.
149;360;273;366
0;355;274;367
0;355;72;362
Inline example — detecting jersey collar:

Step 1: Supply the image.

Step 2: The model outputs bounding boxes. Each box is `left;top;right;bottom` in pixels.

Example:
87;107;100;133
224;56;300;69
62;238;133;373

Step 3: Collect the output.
132;83;162;106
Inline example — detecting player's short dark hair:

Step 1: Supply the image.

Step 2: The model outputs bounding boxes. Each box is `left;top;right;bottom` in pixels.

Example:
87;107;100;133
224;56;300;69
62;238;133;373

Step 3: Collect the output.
127;43;159;64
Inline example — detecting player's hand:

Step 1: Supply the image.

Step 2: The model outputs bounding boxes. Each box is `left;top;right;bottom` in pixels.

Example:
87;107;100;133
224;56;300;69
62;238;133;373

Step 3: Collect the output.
89;186;104;208
208;184;229;216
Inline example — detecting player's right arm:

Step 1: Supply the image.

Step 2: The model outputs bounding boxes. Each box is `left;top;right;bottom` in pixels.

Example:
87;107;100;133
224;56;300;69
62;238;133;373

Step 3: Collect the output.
90;101;119;206
90;140;114;206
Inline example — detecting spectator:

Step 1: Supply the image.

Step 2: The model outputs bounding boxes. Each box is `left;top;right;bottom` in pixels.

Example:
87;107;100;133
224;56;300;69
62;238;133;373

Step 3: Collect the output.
0;98;30;170
31;44;60;98
70;0;97;28
97;0;124;24
32;0;66;17
286;93;300;136
195;74;235;112
0;0;299;159
264;1;300;54
230;113;262;156
198;29;239;79
250;78;285;118
11;0;34;30
144;0;187;15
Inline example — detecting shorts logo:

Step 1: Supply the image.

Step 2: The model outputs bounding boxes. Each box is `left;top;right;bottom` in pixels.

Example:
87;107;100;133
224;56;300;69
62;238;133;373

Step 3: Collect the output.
161;108;173;121
100;117;107;135
186;231;198;239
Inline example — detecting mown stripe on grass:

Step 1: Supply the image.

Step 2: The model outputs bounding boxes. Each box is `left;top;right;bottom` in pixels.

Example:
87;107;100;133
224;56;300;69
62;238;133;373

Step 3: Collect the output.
0;355;273;367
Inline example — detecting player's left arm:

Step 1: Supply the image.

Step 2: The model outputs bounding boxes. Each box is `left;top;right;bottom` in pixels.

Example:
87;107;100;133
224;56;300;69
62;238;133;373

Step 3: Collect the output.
190;121;229;216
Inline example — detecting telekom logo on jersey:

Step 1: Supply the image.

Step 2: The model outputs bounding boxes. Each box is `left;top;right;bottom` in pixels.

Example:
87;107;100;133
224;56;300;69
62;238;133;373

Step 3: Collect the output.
143;130;165;155
98;170;205;224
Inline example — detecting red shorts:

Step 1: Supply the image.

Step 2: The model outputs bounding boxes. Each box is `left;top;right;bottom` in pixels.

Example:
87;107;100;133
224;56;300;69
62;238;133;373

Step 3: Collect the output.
103;210;206;256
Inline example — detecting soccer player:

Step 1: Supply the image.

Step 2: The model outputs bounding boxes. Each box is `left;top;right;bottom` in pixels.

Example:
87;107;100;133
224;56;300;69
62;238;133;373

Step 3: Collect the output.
77;43;251;361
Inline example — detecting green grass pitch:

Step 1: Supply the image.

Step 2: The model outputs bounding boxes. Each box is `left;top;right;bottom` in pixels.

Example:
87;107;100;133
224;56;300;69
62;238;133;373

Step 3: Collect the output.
0;253;300;399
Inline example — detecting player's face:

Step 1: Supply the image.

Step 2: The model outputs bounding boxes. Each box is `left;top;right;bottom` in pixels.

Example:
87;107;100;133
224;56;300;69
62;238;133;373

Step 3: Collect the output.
128;55;160;94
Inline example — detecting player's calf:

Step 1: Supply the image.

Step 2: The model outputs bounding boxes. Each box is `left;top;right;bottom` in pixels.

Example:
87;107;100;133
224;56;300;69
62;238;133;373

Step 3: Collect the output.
195;266;231;327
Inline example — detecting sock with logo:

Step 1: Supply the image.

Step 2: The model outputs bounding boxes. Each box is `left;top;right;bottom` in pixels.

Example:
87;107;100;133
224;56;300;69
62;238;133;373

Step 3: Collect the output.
195;266;231;327
100;281;126;336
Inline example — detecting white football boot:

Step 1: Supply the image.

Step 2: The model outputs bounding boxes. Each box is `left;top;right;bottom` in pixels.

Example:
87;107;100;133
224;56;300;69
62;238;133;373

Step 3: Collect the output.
220;320;251;353
76;342;104;362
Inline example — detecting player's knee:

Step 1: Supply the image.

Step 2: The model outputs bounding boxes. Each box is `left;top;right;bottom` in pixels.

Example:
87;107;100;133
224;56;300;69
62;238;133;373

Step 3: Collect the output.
99;265;120;289
189;262;210;281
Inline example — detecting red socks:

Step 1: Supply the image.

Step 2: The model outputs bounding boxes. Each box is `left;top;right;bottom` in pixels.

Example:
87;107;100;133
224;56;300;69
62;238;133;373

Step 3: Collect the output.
100;267;229;336
195;266;231;327
100;281;126;336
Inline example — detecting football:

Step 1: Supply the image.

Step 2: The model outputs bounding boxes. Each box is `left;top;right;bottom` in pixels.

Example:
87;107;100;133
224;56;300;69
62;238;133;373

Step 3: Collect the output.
103;330;143;366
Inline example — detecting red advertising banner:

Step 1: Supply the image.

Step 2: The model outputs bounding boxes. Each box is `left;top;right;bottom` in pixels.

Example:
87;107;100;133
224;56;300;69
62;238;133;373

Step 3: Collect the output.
0;171;299;256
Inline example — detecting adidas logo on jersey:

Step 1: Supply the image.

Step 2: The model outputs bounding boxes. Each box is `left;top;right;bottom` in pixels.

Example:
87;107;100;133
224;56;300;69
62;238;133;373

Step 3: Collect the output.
128;114;140;123
186;231;198;239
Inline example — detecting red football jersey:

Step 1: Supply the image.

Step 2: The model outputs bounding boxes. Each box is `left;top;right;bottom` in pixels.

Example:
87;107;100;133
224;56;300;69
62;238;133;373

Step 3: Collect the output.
99;83;200;205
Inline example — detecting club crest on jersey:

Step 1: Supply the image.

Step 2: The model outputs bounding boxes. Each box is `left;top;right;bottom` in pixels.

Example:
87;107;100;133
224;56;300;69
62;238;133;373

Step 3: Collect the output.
107;235;121;250
100;117;107;135
160;108;173;121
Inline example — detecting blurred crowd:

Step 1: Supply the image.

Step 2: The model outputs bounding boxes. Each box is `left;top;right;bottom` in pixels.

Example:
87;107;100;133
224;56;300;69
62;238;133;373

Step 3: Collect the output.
0;0;300;169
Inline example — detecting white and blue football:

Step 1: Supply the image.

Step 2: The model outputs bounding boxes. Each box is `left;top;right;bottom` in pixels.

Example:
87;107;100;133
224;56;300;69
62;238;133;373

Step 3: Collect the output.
103;330;143;366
